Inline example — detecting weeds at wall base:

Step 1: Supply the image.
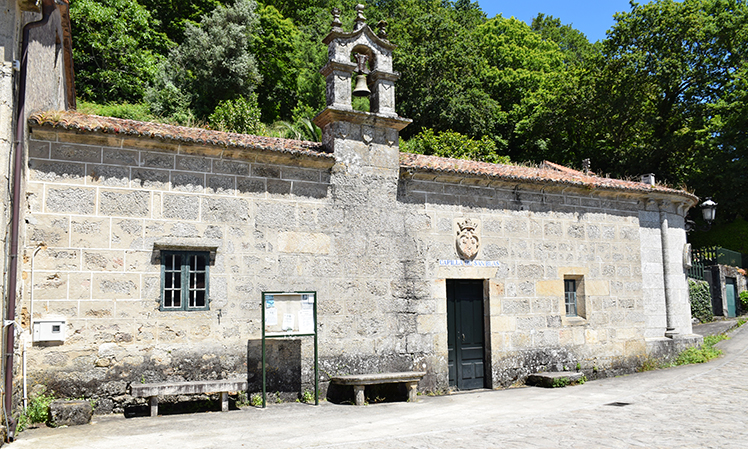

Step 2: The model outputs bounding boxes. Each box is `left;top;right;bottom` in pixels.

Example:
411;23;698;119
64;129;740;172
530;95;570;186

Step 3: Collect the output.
638;333;729;372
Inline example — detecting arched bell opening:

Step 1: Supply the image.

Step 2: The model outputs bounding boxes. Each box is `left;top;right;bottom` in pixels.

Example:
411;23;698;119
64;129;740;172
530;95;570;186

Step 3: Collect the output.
350;44;375;111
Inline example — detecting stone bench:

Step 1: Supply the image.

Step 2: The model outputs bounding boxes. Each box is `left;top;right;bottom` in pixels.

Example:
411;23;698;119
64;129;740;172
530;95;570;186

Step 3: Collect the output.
330;371;426;405
131;379;247;417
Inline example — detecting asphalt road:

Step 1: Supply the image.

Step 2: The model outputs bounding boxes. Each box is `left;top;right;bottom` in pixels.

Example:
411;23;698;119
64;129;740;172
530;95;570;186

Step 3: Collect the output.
14;323;748;448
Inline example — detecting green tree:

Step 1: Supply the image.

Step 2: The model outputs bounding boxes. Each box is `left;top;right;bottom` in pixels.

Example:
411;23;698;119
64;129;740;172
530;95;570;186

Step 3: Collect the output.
147;0;262;121
139;0;229;44
388;0;503;143
70;0;171;103
253;4;303;122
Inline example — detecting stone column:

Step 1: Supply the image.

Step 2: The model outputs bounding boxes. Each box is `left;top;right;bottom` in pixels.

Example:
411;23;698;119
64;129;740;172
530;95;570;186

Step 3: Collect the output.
659;202;676;336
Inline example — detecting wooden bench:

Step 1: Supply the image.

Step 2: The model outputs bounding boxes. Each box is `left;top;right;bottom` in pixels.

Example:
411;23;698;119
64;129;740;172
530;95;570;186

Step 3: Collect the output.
131;379;247;417
329;371;426;405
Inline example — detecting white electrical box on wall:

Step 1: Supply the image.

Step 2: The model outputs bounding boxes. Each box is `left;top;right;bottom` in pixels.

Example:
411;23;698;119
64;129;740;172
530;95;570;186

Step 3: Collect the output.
32;319;66;342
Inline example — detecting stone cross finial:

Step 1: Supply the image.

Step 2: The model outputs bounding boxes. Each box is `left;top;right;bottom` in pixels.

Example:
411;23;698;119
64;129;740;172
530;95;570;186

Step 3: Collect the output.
354;4;366;30
331;7;342;28
377;20;388;39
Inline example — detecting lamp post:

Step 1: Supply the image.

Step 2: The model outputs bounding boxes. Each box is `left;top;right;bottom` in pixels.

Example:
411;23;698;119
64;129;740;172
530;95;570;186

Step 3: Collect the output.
686;197;717;232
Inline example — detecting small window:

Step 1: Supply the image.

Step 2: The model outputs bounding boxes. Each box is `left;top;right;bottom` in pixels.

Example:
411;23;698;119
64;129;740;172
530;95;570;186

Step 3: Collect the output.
161;251;209;311
564;279;577;317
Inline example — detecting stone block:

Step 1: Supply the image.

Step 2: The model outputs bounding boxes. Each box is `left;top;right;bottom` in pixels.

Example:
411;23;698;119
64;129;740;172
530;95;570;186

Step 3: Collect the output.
99;190;150;217
490;315;516;332
68;273;93;300
125;250;156;272
585;280;610;296
71;218;110;248
83;250;126;272
202;197;250;223
278;232;331;254
131;168;169;190
87;164;130;187
207;175;236;195
267;179;292;195
140;151;175;168
80;300;114;318
33;249;80;271
251;164;280;179
32;273;68;300
50;400;92;426
111;219;144;249
30;159;86;184
163;194;200;220
172;171;205;193
103;148;138;166
92;273;140;300
51;142;102;163
213;159;249;176
281;167;321;182
46;187;96;214
292;181;328;199
236;177;266;194
28;140;51;158
416;313;444;334
501;299;530;315
176;155;211;172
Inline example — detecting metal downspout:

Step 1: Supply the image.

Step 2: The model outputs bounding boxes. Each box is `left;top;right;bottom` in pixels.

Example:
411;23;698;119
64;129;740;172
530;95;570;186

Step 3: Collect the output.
5;0;56;440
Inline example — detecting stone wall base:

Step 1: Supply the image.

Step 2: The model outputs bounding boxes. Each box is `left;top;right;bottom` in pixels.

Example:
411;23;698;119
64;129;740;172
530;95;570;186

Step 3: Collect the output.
646;334;703;361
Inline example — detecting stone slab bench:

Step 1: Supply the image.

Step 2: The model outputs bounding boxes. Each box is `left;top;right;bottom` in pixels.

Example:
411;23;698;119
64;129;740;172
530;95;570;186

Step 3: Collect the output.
330;371;426;405
131;379;247;416
526;371;584;388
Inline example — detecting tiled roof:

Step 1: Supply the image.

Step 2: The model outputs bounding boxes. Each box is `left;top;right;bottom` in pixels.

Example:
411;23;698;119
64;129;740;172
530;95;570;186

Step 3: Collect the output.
28;111;332;160
28;111;696;203
400;153;698;203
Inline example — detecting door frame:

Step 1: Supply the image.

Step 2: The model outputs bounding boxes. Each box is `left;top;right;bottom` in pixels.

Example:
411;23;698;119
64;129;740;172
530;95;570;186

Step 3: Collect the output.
446;279;491;390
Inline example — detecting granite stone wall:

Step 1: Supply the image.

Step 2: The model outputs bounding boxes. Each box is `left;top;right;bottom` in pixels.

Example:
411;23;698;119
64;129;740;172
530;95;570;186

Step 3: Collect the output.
21;125;697;411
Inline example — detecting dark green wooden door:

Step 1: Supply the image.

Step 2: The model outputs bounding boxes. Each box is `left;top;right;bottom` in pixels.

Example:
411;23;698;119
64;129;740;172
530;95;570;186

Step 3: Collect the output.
447;280;485;390
726;277;737;318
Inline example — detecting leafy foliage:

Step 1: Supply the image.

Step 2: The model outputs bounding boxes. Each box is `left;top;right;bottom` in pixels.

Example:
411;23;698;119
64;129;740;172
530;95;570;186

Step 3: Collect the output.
689;279;714;323
77;101;156;122
402;129;510;164
208;94;264;134
17;387;55;432
147;0;262;121
67;0;748;230
675;334;727;365
70;0;170;103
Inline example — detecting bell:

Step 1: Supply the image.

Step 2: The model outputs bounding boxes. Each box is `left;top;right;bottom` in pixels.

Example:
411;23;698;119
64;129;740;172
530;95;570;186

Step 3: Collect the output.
352;74;370;97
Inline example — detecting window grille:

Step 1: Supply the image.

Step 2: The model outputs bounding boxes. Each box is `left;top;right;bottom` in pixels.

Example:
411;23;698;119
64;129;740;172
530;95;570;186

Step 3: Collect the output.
161;251;209;311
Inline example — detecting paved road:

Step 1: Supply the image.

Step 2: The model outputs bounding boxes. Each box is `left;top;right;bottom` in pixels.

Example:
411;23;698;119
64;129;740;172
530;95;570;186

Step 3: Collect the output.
15;325;748;448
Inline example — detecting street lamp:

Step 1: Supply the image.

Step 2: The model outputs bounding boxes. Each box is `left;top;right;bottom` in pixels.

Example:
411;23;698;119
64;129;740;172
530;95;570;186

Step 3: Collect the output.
686;197;717;232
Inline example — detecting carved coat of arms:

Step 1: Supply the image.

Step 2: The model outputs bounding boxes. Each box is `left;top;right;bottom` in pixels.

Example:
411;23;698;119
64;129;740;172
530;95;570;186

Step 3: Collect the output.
456;218;480;260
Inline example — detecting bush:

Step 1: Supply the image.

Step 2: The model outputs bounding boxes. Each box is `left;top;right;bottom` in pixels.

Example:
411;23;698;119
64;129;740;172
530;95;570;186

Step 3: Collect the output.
208;94;265;135
689;278;713;323
739;291;748;312
401;128;511;164
77;101;156;122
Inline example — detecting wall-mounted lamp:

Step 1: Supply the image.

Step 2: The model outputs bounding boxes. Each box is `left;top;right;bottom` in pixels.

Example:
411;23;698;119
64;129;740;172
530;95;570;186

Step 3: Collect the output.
686;197;717;232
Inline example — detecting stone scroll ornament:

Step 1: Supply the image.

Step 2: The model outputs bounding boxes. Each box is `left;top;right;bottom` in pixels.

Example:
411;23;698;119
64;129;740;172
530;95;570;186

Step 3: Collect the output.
456;218;480;260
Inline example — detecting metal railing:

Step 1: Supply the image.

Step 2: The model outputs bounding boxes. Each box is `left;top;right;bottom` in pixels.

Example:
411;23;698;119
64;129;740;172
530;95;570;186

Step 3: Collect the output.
689;246;746;280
